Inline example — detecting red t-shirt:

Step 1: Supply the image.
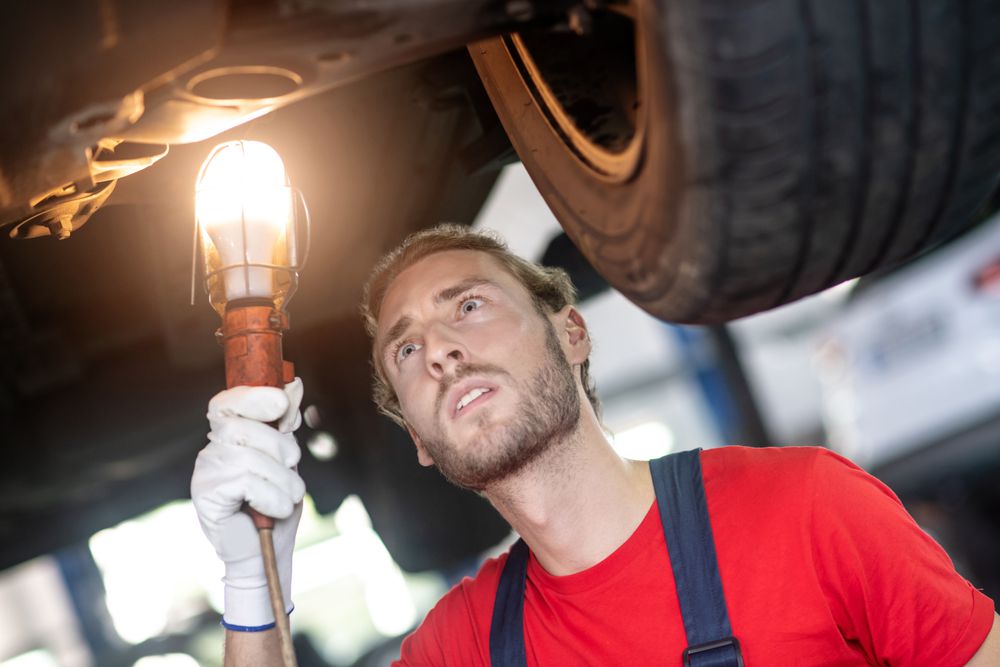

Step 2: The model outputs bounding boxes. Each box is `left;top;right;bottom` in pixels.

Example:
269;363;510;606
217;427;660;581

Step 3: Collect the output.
394;447;996;666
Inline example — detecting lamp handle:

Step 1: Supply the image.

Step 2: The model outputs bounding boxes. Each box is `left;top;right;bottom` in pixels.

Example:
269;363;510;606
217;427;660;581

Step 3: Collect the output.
220;303;293;530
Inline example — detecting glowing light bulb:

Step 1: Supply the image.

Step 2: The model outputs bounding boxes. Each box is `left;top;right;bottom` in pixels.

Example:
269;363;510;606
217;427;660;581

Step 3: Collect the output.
195;141;293;301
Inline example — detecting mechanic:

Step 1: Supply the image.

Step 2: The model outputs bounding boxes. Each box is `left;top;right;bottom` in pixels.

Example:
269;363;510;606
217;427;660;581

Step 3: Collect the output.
192;224;1000;666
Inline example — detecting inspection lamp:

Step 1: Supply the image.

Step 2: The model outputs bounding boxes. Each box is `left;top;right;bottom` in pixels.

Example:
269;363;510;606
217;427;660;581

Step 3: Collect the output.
194;139;308;667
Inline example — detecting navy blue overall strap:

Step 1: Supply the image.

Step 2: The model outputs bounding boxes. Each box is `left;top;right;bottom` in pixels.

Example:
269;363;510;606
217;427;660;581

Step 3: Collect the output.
489;537;529;667
488;449;742;667
651;449;743;667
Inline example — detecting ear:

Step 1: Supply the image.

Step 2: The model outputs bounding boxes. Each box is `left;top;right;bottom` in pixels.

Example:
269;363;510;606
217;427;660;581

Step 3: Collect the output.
553;305;591;366
405;424;436;467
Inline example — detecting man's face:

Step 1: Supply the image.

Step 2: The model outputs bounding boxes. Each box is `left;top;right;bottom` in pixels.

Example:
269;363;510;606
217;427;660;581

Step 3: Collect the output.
376;250;582;491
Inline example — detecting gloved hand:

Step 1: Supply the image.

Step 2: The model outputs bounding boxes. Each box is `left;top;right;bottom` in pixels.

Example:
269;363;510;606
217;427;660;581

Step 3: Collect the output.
191;378;306;631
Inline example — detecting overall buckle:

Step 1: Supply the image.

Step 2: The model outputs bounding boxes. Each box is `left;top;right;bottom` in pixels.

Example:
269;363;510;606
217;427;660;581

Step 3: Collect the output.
682;636;744;667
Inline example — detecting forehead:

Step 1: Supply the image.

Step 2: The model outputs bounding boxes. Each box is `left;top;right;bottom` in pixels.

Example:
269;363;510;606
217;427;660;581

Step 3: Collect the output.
377;249;526;328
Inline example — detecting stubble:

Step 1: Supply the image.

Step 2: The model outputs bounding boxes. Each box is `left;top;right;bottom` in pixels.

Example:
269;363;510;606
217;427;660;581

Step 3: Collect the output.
417;323;581;491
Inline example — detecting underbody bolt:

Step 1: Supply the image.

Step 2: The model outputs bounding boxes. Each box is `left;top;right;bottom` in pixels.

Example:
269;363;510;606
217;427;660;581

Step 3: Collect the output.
48;216;73;240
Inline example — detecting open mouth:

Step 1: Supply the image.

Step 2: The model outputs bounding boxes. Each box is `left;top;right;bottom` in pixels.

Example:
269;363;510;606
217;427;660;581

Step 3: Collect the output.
453;386;495;418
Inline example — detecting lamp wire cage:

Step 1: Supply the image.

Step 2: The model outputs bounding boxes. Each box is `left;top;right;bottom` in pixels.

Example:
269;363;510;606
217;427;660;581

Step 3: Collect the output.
190;141;311;315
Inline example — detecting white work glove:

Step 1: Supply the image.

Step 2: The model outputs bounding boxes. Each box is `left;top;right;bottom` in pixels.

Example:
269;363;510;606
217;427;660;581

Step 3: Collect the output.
191;378;306;631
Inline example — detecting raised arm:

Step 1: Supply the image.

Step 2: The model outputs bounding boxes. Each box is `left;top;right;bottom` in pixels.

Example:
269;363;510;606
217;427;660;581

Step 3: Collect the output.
191;380;306;666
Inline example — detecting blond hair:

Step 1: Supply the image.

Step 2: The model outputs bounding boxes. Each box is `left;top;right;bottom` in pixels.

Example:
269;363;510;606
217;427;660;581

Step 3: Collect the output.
362;224;599;426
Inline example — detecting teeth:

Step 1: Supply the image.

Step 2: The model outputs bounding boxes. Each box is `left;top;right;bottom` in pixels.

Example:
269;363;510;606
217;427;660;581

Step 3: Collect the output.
457;388;490;411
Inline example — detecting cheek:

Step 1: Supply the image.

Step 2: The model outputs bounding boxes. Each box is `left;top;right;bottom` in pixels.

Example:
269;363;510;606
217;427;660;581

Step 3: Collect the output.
394;374;434;421
394;379;416;413
494;319;546;360
466;315;534;353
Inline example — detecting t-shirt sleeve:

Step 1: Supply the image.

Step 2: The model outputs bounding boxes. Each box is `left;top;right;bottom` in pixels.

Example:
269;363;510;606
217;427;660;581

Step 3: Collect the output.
392;555;504;667
392;600;452;666
807;449;995;667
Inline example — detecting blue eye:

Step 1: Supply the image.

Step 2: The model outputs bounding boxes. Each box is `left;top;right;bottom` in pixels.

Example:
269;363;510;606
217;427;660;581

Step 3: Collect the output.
460;297;485;314
396;342;421;363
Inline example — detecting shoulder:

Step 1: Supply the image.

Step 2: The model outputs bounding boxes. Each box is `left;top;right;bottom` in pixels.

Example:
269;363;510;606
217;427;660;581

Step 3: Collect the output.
701;445;897;513
442;550;508;620
396;549;509;666
701;443;844;469
692;447;847;540
700;445;849;491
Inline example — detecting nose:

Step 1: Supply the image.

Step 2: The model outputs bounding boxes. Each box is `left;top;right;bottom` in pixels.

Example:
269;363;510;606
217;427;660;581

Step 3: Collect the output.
424;324;466;380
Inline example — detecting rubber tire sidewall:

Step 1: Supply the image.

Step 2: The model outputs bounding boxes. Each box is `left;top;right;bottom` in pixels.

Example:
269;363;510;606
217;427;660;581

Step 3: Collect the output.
470;0;724;322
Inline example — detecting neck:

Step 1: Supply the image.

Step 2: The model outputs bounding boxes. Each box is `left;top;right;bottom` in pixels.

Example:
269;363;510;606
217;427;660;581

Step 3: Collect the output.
484;404;654;576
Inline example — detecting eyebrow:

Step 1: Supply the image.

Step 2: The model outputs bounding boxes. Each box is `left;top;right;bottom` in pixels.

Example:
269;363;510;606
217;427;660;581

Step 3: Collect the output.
379;277;499;364
433;277;498;305
380;315;413;364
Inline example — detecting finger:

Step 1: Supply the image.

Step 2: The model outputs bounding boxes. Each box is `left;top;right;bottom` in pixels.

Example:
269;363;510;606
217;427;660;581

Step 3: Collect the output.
277;431;301;469
284;377;304;413
242;475;299;519
195;442;305;507
208;416;301;467
278;378;303;433
278;408;301;435
208;386;289;423
209;475;296;520
223;445;305;503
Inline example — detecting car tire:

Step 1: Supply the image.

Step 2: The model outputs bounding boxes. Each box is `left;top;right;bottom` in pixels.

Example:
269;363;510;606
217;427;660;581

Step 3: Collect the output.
469;0;1000;323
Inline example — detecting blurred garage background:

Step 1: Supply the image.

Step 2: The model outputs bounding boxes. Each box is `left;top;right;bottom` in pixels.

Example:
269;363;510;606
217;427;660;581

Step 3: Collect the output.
0;158;997;667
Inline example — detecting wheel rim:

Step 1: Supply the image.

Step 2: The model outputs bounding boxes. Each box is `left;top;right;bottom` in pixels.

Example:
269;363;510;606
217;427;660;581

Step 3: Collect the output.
508;5;645;183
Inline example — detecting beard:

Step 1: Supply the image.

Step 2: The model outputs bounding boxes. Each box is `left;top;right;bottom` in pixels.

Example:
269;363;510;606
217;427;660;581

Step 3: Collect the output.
415;322;581;492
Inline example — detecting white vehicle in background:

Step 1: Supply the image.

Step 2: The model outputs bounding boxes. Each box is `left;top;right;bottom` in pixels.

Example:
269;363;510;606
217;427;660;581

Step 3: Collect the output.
817;206;1000;598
